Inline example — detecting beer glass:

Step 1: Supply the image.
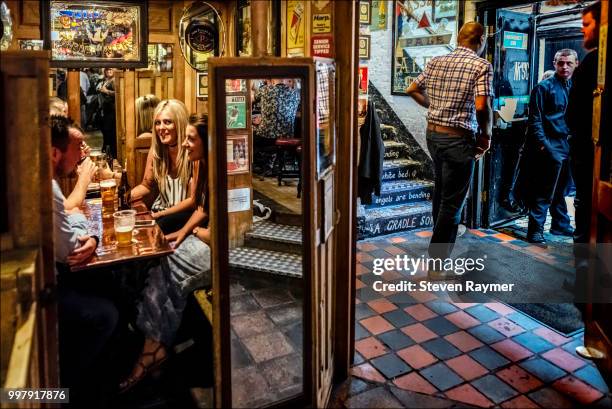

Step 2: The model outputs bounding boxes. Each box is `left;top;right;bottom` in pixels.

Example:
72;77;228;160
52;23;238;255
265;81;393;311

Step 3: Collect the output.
113;209;136;247
90;150;103;182
100;178;117;215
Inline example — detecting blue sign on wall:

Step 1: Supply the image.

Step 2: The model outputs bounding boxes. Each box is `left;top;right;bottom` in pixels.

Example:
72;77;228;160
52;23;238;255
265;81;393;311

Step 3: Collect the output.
503;31;528;50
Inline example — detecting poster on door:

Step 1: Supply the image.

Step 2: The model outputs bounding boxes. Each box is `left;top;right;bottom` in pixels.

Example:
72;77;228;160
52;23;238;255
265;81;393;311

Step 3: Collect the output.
227;135;249;175
287;1;305;56
226;96;246;130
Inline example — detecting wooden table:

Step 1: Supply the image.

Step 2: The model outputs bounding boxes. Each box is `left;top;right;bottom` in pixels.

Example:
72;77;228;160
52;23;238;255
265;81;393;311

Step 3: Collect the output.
71;199;173;271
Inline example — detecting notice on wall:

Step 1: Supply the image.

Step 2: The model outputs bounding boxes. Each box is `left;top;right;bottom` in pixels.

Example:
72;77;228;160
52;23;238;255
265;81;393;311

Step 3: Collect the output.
311;35;333;57
228;188;251;213
312;14;331;33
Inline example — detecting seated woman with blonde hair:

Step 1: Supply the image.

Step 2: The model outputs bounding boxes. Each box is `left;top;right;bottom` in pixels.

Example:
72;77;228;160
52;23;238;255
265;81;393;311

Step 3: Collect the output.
130;99;195;233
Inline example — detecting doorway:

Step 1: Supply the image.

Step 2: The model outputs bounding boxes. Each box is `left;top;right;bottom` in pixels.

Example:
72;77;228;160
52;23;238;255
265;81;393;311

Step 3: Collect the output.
478;1;587;246
208;58;338;408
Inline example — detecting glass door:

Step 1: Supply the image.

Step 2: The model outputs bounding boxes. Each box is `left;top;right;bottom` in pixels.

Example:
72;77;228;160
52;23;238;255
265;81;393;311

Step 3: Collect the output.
207;57;337;407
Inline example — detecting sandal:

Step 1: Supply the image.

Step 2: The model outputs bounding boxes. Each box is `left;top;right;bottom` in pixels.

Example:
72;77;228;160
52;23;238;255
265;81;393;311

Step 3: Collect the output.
119;343;168;393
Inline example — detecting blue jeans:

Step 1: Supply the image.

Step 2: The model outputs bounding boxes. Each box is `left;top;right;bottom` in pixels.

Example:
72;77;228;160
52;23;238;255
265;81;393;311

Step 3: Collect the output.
136;235;211;346
426;130;476;259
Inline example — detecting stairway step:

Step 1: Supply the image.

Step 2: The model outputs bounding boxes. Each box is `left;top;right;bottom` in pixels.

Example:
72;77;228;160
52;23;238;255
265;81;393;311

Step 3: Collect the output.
382;159;422;182
229;247;302;279
380;124;398;140
245;220;302;254
366;180;434;209
383;140;408;160
358;202;433;240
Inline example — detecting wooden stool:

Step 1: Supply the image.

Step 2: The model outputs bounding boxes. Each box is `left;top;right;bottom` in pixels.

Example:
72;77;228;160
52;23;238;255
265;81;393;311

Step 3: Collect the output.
275;138;301;187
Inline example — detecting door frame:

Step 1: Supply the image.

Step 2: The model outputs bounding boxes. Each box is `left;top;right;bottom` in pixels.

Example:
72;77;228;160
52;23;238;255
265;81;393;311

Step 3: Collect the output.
207;58;315;408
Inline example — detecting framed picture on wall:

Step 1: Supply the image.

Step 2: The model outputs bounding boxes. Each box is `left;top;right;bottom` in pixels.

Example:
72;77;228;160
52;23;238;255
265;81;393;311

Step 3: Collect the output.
19;40;44;50
225;79;246;93
391;0;459;95
197;72;208;98
227;135;249;175
358;35;370;60
41;0;148;68
226;95;247;130
359;1;371;25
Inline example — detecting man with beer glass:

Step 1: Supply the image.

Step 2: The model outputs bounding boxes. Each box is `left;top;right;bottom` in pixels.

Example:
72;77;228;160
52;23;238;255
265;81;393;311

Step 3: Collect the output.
50;115;119;399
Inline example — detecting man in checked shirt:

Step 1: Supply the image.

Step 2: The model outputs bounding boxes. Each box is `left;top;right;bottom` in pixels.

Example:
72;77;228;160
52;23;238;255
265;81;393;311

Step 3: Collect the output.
406;22;493;280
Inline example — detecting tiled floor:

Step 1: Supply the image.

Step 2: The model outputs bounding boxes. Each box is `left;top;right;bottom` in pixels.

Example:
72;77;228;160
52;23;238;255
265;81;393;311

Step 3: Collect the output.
229;273;303;407
346;228;611;409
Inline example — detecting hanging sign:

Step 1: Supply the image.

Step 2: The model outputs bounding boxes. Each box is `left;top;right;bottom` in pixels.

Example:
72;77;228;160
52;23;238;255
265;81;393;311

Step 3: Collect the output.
311;35;333;57
503;31;528;50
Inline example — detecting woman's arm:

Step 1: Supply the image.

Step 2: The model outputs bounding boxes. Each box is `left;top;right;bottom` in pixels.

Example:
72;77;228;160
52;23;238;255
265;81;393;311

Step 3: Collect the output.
165;207;207;247
130;146;156;201
151;196;195;219
64;158;97;211
194;226;210;244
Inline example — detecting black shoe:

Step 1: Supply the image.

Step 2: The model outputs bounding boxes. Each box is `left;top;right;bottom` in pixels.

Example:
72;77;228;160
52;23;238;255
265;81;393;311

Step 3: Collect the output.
527;231;547;244
550;226;575;236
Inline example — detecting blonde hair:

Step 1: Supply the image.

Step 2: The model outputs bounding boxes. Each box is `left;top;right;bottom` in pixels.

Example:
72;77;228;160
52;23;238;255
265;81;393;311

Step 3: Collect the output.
151;99;192;197
49;97;67;117
135;94;161;135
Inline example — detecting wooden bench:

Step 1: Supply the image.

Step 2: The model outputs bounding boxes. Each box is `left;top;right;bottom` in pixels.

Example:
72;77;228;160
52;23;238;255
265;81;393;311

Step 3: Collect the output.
193;289;213;324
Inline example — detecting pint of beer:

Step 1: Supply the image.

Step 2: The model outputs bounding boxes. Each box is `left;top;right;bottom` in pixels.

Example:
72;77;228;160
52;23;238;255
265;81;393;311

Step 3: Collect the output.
90;150;103;183
100;179;117;215
113;209;136;247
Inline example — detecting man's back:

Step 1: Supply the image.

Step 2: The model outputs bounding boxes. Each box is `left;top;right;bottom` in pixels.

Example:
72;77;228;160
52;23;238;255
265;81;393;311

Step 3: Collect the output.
416;46;493;133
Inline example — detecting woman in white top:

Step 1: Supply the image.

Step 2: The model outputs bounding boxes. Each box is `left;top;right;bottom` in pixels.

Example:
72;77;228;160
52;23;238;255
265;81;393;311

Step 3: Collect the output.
131;99;194;233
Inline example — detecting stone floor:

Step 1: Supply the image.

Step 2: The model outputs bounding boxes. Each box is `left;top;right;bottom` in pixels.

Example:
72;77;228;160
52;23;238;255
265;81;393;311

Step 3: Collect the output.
229;274;303;408
341;228;611;409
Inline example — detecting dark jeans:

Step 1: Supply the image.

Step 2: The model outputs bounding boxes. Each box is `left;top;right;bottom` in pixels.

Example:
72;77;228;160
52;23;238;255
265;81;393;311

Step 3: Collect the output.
527;143;571;233
426;130;476;259
57;277;119;389
569;143;594;312
571;144;594;244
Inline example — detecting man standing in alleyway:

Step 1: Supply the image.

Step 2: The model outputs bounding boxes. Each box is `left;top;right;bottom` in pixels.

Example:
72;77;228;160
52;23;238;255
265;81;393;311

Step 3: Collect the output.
406;22;493;280
567;1;600;247
525;49;578;244
564;1;601;297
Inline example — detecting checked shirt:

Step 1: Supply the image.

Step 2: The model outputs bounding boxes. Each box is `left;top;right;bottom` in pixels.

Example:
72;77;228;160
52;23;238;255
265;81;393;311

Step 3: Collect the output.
413;46;494;133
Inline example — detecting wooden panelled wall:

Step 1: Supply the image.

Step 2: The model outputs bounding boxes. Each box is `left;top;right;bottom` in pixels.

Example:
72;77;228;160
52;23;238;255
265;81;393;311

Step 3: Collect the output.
1;51;58;389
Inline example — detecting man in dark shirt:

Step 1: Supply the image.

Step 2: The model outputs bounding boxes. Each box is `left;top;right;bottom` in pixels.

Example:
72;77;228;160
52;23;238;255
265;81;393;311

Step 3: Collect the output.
525;49;577;244
567;1;600;245
564;2;600;299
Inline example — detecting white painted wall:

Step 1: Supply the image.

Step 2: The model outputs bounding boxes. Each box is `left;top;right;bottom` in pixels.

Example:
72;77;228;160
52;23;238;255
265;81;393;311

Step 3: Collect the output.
365;2;429;154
